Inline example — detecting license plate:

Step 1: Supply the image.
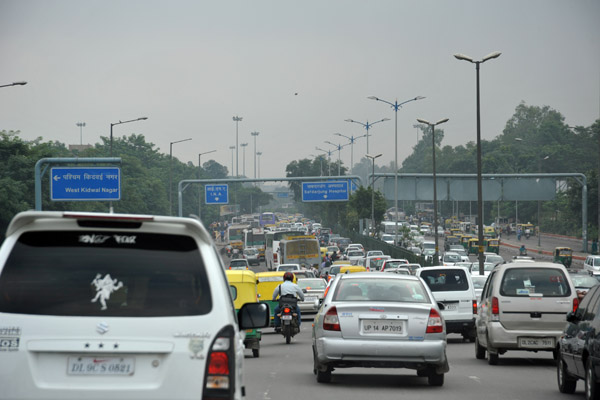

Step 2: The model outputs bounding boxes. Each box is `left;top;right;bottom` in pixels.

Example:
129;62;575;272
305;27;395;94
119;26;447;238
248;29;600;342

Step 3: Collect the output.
443;303;458;311
361;319;404;334
305;297;318;302
518;337;554;349
67;356;135;376
281;315;292;320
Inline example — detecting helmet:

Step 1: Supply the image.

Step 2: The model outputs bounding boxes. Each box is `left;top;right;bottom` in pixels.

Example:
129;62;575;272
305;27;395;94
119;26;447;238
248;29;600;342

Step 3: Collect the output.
283;271;294;281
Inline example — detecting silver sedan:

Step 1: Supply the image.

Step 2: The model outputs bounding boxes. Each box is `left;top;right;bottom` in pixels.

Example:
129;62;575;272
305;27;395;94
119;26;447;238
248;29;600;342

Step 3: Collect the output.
312;272;449;385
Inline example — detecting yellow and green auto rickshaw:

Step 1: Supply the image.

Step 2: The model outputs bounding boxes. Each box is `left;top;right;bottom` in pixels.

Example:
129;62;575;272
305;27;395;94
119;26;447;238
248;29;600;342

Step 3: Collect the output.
483;226;497;239
461;235;473;250
256;271;296;328
226;269;262;357
554;247;573;268
468;238;479;255
486;238;500;254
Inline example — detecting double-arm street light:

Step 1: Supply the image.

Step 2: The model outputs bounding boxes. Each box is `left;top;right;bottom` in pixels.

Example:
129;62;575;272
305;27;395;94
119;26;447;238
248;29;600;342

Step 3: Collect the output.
169;138;192;216
334;132;367;175
345;118;389;155
417;118;450;264
251;131;260;179
324;140;349;176
110;117;148;157
455;51;501;275
233;116;243;177
315;147;333;176
368;95;426;241
0;81;27;88
198;150;217;218
366;153;383;237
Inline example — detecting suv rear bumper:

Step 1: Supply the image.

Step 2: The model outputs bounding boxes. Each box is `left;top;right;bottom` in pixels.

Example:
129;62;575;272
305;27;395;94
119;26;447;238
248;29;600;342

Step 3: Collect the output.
487;322;561;350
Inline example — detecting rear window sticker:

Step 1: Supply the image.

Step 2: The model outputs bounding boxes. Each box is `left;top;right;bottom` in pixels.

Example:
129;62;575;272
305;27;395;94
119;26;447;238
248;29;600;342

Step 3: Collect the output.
79;234;111;244
188;338;205;359
91;274;124;310
0;327;21;352
516;288;530;295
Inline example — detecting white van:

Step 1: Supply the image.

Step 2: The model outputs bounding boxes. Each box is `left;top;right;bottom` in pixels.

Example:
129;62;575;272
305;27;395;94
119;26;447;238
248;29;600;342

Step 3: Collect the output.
417;266;477;341
475;262;578;365
0;211;269;400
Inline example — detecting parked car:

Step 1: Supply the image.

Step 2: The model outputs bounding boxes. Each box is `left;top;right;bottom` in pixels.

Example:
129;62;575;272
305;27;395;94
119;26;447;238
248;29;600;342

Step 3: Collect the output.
475;262;578;365
312;272;449;385
297;278;327;313
243;247;260;266
0;211;269;399
556;283;600;397
418;266;477;341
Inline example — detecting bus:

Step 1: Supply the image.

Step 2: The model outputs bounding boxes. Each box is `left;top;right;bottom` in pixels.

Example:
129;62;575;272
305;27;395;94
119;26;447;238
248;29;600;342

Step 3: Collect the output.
228;223;251;250
278;235;321;269
265;230;301;271
259;212;277;228
245;228;266;260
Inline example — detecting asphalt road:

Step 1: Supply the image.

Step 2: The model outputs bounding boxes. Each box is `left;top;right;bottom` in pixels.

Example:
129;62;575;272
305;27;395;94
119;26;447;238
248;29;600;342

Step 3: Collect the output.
241;319;581;400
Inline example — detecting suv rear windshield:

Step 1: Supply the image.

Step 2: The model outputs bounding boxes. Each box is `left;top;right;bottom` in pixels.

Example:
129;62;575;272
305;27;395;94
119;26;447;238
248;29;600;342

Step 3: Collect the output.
0;230;212;317
420;269;470;292
500;267;571;297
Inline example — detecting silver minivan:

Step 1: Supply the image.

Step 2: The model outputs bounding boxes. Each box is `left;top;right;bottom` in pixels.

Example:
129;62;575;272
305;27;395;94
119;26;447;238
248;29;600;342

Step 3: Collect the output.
475;262;578;365
0;211;269;400
417;266;477;341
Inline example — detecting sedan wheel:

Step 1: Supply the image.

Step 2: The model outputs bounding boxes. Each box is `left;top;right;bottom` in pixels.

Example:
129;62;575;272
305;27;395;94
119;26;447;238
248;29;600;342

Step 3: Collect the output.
475;336;486;360
428;371;444;386
557;358;577;394
488;351;499;365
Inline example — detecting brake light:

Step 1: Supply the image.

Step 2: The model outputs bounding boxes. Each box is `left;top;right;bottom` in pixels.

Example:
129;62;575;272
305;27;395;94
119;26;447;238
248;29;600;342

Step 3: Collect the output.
573;297;579;313
203;326;234;399
473;300;478;315
323;306;340;331
274;253;278;262
283;307;291;313
491;296;499;315
426;308;443;333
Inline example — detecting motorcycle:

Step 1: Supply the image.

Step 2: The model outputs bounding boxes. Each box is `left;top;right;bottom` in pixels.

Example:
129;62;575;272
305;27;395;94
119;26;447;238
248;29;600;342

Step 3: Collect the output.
277;295;300;344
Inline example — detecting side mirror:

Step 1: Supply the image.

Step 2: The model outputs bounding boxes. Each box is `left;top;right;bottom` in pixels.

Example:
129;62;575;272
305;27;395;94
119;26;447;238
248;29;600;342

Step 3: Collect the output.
437;302;446;311
238;302;270;330
566;311;578;323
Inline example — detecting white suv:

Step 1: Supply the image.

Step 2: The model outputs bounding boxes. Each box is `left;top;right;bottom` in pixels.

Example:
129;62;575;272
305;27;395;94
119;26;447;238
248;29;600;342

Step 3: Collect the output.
0;211;269;400
584;255;600;272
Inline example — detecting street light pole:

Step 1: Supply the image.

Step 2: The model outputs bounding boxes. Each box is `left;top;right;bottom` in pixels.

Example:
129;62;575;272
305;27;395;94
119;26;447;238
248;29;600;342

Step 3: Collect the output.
455;51;501;275
240;143;248;177
417;118;450;264
256;152;263;180
324;141;348;176
368;96;426;243
229;146;235;177
345;118;389;155
366;153;383;237
76;122;86;145
334;133;367;175
251;131;260;179
316;147;333;176
170;138;192;216
110;117;148;157
198;150;216;218
233;116;243;177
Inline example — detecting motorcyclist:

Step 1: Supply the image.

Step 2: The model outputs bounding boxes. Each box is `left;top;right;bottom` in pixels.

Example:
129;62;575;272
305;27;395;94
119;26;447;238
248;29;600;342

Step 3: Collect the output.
519;245;527;256
272;271;305;330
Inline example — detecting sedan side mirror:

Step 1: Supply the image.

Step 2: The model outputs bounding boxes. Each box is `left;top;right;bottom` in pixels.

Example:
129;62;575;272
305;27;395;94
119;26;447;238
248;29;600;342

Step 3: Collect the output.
437;302;446;311
566;311;578;323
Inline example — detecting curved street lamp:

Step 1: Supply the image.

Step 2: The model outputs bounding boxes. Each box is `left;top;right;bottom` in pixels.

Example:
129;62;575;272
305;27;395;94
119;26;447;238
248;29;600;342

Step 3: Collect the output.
0;81;27;88
110;117;148;157
455;51;501;275
198;149;217;218
315;146;333;176
334;132;367;175
368;95;425;240
417;117;449;264
345;118;389;155
324;140;349;176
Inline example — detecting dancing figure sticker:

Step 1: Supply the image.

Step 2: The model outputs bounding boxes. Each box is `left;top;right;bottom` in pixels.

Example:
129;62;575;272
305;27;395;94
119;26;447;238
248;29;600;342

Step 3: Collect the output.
91;274;123;310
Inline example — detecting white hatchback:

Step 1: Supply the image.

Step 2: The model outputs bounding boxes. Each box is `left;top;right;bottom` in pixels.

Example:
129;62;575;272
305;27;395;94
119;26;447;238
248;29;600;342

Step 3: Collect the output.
0;211;269;400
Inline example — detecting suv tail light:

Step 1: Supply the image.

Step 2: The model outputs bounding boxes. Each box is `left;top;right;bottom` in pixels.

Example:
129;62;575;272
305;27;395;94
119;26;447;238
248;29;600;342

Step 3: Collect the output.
491;296;500;321
472;300;478;315
573;297;579;313
426;308;443;333
323;306;340;331
273;253;278;263
203;326;235;400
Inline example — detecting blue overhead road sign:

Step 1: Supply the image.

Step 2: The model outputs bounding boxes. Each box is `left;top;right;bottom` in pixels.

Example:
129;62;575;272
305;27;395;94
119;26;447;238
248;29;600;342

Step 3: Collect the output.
302;181;349;202
205;184;229;204
51;167;120;201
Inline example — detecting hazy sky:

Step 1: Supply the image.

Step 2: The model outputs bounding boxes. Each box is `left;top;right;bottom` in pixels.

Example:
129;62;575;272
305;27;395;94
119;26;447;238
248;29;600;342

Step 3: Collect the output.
1;0;599;179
